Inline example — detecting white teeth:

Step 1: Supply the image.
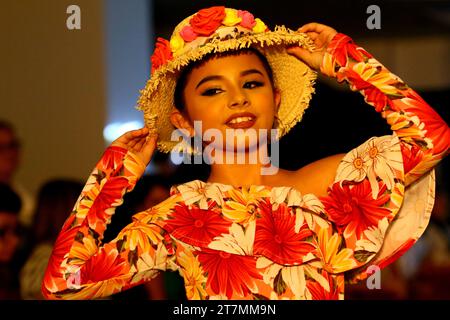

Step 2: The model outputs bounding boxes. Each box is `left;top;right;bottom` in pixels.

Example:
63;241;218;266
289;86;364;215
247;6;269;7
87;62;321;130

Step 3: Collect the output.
228;117;253;124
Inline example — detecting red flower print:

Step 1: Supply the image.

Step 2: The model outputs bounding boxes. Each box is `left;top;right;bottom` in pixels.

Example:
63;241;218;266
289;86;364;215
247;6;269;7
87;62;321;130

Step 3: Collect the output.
321;179;391;239
254;199;315;264
401;143;425;175
99;146;126;173
165;204;231;247
189;6;226;36
87;176;129;234
363;86;389;112
42;218;79;295
393;89;450;155
339;68;371;91
328;33;371;67
306;273;339;300
197;248;261;299
80;244;130;284
151;37;173;74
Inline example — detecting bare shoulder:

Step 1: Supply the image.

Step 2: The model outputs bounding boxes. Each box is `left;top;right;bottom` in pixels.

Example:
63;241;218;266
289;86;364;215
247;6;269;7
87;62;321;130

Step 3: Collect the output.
291;153;346;197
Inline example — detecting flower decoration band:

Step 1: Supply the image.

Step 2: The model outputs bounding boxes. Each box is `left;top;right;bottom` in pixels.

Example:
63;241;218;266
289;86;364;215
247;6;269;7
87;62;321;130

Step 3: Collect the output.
150;7;268;75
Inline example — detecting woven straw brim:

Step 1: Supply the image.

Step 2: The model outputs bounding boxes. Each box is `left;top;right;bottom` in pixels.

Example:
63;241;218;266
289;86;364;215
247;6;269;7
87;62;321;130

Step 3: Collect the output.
137;26;317;153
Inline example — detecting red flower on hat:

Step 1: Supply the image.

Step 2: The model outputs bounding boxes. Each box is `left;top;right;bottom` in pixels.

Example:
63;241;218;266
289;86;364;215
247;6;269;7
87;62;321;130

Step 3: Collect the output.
189;6;226;36
180;25;198;42
238;10;256;29
151;37;173;74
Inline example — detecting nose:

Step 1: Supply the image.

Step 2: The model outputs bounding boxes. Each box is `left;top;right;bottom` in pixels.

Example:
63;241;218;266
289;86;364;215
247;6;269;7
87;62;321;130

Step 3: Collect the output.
228;87;249;109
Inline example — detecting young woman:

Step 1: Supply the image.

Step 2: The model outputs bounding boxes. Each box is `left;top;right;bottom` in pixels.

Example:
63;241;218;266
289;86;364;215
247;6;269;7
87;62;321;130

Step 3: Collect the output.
42;7;449;300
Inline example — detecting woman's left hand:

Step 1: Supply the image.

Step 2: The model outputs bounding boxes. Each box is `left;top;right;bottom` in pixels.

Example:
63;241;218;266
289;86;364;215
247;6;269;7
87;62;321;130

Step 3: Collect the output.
287;23;338;71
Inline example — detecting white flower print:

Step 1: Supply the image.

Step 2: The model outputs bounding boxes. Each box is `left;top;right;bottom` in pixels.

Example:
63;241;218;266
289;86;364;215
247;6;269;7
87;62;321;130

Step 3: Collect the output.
355;217;389;253
335;143;369;184
363;135;403;198
336;135;403;199
208;221;256;255
177;180;231;209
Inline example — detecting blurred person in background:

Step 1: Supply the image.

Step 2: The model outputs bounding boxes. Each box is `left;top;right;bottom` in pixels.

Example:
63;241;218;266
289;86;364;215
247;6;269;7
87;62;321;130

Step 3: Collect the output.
399;163;450;299
0;120;35;227
19;179;84;299
0;183;24;299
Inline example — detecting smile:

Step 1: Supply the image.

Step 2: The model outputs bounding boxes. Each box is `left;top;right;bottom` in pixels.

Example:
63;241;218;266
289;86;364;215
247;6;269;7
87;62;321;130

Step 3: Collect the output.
225;112;256;129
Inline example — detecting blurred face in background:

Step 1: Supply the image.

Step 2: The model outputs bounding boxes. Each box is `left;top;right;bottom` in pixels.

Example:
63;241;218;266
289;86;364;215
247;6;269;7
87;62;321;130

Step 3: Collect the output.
0;129;20;182
142;185;170;210
0;212;20;263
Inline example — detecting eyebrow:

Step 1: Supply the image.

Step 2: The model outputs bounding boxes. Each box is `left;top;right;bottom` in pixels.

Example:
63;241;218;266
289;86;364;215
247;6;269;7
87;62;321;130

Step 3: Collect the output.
195;69;264;89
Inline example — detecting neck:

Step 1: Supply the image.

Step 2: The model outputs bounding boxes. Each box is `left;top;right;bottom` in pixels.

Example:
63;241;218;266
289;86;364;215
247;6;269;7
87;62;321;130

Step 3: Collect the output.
205;144;278;187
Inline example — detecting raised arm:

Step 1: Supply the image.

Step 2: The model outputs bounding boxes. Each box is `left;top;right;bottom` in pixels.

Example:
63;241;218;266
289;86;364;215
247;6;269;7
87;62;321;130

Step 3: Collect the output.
41;129;176;299
287;23;449;281
288;23;450;185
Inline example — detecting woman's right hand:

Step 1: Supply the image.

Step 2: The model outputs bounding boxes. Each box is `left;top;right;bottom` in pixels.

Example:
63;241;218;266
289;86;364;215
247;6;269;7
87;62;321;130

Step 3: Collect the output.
110;127;158;167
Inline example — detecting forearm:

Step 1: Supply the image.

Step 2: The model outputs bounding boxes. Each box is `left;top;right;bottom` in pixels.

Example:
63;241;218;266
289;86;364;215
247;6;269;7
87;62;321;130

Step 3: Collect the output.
42;146;147;299
321;33;450;185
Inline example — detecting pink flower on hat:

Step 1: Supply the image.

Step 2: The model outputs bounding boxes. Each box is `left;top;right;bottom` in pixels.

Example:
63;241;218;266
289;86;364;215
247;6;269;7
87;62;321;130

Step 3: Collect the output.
189;6;226;36
179;25;198;42
237;10;256;29
151;37;173;74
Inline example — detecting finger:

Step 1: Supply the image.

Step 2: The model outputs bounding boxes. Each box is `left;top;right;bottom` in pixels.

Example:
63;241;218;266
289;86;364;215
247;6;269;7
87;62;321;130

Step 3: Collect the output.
305;31;319;41
142;134;158;160
116;128;148;144
299;22;326;33
287;46;313;63
128;139;139;149
134;136;147;151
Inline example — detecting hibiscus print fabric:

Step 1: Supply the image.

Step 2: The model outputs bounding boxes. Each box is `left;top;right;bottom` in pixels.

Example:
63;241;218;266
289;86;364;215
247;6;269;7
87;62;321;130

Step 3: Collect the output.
42;34;449;300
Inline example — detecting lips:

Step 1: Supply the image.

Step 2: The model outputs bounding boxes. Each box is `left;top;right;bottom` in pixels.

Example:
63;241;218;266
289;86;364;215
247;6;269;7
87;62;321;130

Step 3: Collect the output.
225;112;256;129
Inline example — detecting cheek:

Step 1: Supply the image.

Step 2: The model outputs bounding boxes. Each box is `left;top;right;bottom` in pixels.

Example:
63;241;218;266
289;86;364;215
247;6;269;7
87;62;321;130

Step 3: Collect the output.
186;100;224;130
256;95;277;125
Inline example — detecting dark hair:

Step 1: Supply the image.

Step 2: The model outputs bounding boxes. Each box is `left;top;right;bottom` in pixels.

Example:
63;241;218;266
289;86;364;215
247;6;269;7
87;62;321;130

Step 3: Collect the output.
0;183;22;214
31;179;84;243
174;47;274;112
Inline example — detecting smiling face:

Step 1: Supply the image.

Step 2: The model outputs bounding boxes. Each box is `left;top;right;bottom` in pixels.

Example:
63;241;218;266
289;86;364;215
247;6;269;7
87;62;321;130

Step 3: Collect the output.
171;50;281;152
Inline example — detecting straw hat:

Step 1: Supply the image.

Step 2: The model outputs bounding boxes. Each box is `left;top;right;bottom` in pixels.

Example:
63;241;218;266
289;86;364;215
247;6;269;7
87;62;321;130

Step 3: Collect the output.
137;6;317;153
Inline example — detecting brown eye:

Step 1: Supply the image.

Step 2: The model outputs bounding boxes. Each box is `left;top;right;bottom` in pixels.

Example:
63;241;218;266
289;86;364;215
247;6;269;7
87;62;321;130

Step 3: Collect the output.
201;88;223;96
244;81;263;89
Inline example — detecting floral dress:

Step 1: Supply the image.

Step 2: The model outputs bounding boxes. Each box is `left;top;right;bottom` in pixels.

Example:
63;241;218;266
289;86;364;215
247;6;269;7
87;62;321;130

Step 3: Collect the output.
42;33;449;300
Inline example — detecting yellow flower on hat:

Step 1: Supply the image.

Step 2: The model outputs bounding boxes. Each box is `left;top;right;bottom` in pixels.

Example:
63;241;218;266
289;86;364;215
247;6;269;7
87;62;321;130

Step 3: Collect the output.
223;8;242;26
252;18;267;33
170;33;184;55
